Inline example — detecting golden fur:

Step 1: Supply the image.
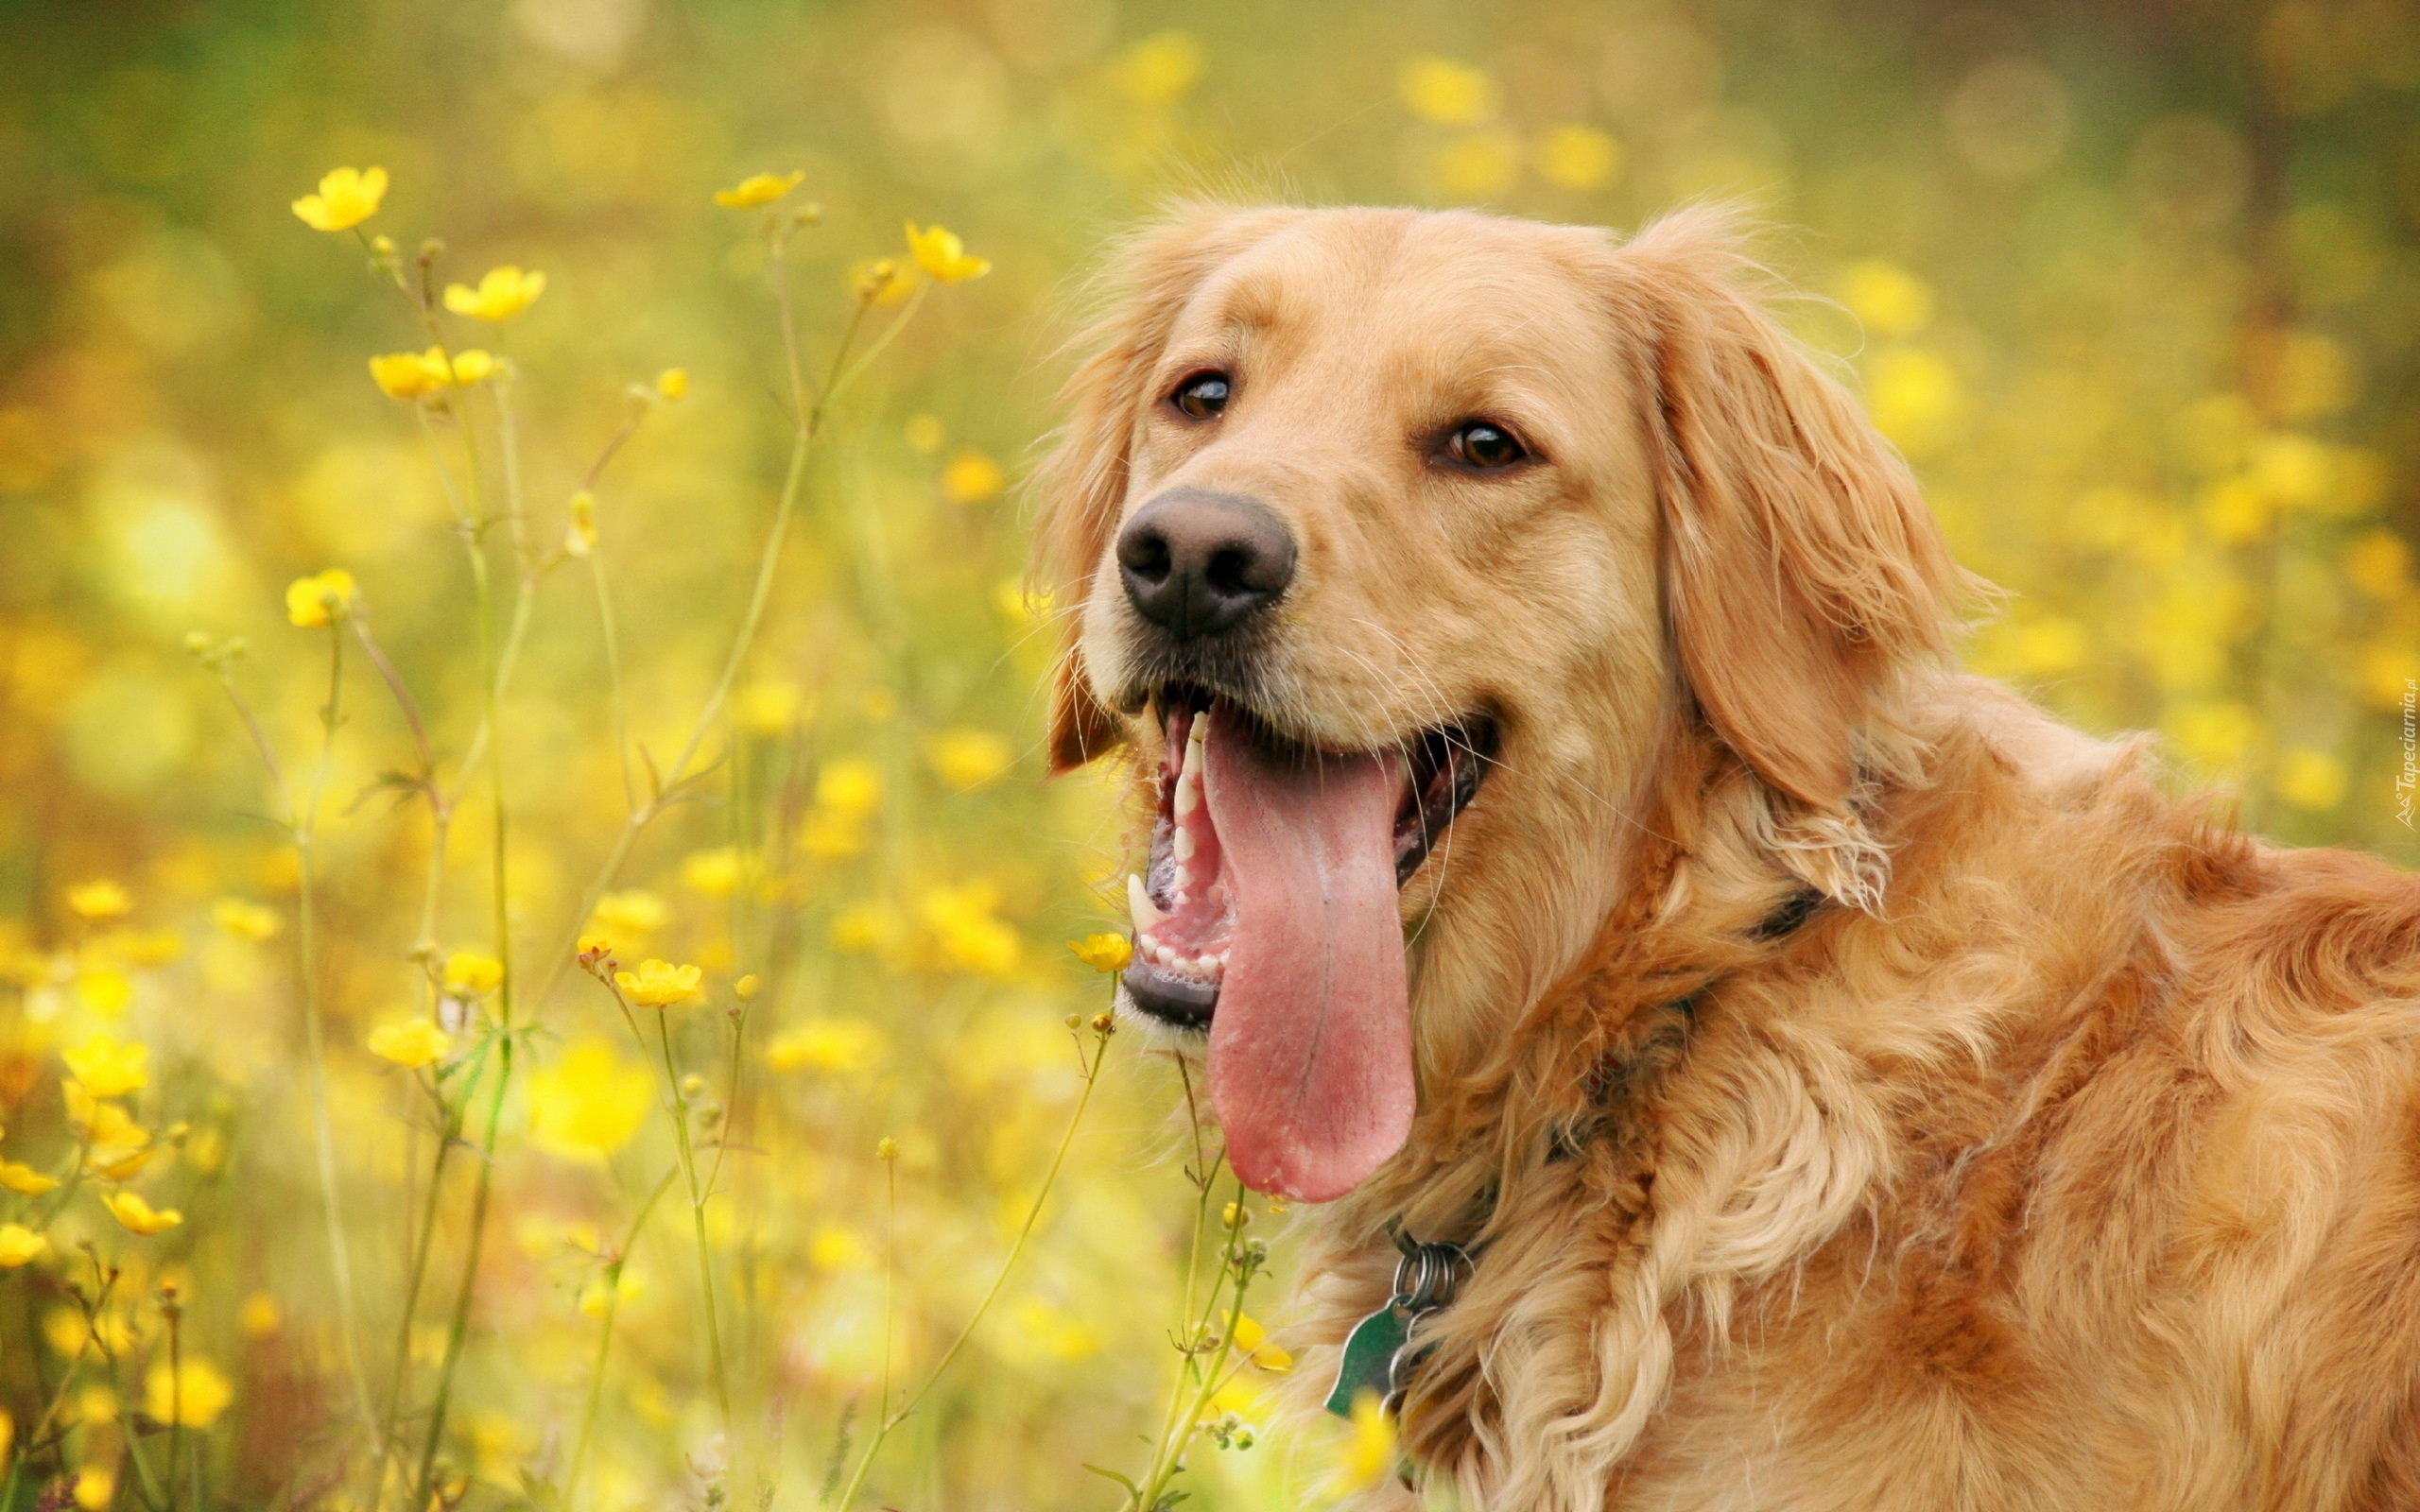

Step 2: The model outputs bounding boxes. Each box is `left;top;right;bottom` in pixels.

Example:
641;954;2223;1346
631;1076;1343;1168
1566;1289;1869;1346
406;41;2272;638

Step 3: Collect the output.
1033;203;2420;1510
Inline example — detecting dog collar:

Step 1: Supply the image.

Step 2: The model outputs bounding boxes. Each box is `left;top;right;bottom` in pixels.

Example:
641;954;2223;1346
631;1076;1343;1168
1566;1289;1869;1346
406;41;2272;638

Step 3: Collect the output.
1324;1225;1478;1417
1324;883;1830;1422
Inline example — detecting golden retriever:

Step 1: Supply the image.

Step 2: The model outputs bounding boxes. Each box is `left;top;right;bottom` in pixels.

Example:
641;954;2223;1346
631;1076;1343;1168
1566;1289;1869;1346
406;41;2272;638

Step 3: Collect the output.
1032;202;2420;1511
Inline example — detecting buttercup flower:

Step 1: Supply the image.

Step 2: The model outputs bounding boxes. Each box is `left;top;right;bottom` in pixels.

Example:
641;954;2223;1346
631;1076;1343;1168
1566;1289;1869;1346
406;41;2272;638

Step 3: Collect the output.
927;728;1012;791
63;1035;149;1099
1067;934;1133;974
527;1039;652;1160
1329;1389;1399;1494
1228;1312;1293;1371
590;890;666;939
285;569;356;627
211;898;281;942
441;951;505;996
904;222;991;284
851;257;914;306
369;347;492;400
291;166;388;232
144;1358;233;1428
713;170;804;209
655;367;687;402
0;1162;59;1196
443;266;546;322
614;958;703;1008
563;490;598;558
370;350;443;401
102;1191;182;1236
66;882;132;921
941;451;1006;505
0;1225;47;1268
367;1018;451;1070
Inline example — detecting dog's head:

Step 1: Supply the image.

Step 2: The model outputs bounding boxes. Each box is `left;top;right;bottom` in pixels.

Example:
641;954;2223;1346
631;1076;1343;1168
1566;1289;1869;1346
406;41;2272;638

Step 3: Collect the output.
1034;204;1961;1201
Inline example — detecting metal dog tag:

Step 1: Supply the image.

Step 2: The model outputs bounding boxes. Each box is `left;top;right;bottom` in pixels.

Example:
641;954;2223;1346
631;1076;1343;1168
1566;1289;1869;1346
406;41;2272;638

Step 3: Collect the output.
1325;1301;1410;1417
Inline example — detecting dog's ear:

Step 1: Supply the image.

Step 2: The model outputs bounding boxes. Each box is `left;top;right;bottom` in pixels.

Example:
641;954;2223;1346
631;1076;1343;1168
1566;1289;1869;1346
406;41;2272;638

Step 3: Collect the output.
1029;204;1302;774
1609;208;1963;832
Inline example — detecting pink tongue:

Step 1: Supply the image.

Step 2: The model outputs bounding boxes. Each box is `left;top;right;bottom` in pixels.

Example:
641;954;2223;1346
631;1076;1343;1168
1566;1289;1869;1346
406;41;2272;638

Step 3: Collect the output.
1201;705;1413;1202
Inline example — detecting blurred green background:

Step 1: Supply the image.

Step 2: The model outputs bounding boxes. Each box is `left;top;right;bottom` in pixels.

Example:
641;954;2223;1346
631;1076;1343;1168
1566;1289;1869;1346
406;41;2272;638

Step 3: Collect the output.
0;0;2412;1507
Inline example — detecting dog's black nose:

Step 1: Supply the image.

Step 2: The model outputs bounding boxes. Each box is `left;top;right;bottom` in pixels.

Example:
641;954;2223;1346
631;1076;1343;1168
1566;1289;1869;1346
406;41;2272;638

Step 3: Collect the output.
1115;490;1296;641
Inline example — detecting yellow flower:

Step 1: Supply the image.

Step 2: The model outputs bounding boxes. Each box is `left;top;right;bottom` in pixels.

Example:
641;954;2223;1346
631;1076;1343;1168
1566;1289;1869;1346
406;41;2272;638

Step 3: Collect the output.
590;890;667;939
735;680;804;734
1838;259;1936;338
904;223;991;284
1067;934;1133;974
285;568;356;627
1329;1389;1399;1494
714;170;804;209
0;1163;59;1196
578;1267;645;1318
680;847;749;898
994;579;1053;627
734;973;761;1002
808;1224;874;1270
102;1191;182;1236
655;367;687;402
1535;124;1621;191
876;1135;900;1162
238;1293;282;1337
442;266;547;322
765;1019;885;1074
65;882;133;921
917;883;1019;977
1399;57;1498;126
371;347;490;399
366;1018;451;1070
370;349;444;400
73;1467;112;1512
564;490;598;558
441;951;505;996
73;968;131;1020
527;1038;652;1161
212;898;282;942
0;1225;47;1268
927;728;1013;791
1108;31;1203;106
940;451;1006;505
614;958;703;1007
291;165;389;232
1228;1312;1292;1371
615;958;703;1007
2275;748;2347;812
63;1035;149;1098
144;1358;233;1428
815;757;883;817
851;257;915;307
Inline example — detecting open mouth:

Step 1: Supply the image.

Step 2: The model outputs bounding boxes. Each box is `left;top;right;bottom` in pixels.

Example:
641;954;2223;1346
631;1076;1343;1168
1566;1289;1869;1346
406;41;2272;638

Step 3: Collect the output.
1124;689;1497;1028
1116;685;1496;1201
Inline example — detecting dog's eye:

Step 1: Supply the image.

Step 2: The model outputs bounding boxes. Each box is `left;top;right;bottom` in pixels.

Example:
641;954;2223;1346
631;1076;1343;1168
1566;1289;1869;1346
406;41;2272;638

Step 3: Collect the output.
1443;420;1528;470
1171;370;1232;421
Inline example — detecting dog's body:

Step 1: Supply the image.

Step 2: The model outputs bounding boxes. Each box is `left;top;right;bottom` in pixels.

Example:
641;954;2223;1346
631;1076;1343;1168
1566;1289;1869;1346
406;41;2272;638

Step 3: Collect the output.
1035;204;2420;1510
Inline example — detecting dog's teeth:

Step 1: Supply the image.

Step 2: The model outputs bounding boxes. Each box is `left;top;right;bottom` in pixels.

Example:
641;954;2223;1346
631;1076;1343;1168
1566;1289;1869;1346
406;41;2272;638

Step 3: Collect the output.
1173;779;1200;817
1174;890;1191;908
1206;952;1225;970
1172;828;1196;861
1187;714;1206;745
1128;873;1168;931
1173;864;1193;890
1180;730;1205;780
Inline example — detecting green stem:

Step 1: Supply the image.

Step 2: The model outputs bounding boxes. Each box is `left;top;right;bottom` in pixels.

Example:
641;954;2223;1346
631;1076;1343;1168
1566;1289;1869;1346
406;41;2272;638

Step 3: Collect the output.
299;622;379;1442
411;1026;511;1508
377;1047;487;1474
655;1009;732;1432
0;1269;119;1503
826;1027;1114;1510
565;1167;680;1506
